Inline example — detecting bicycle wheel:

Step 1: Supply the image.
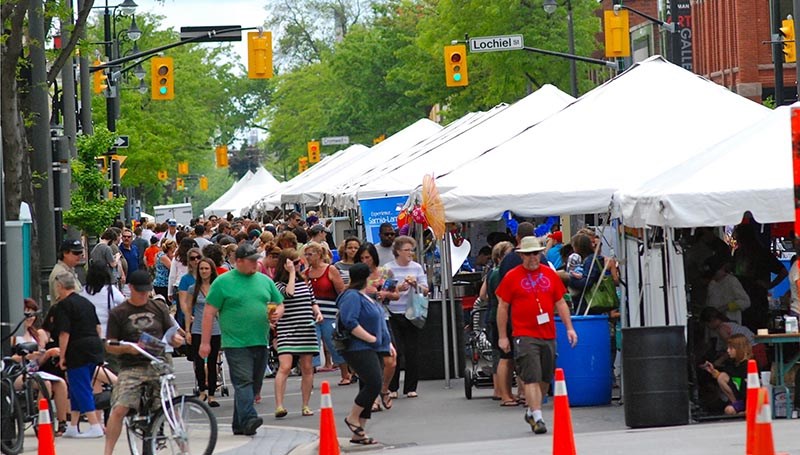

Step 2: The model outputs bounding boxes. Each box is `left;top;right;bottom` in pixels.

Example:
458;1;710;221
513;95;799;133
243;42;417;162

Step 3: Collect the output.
126;415;151;455
1;381;25;455
28;375;55;435
148;396;217;455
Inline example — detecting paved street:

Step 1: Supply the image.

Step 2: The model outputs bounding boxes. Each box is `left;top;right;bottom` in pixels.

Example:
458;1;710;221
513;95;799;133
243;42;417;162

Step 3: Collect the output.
19;357;799;454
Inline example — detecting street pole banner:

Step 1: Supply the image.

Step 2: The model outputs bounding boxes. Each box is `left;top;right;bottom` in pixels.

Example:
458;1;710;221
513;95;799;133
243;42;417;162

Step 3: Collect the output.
358;196;408;243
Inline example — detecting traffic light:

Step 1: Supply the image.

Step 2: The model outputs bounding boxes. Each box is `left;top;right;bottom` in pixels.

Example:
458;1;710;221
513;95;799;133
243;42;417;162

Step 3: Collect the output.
444;44;468;87
298;157;309;173
93;60;108;94
177;161;189;175
95;156;108;173
307;141;320;163
781;18;796;63
157;170;168;181
151;56;174;100
373;134;386;145
176;177;185;191
604;9;631;58
247;31;273;79
215;145;229;168
199;175;209;191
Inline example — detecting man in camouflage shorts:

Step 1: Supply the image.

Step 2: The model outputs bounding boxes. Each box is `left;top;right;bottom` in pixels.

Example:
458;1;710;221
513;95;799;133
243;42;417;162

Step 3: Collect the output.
104;271;184;455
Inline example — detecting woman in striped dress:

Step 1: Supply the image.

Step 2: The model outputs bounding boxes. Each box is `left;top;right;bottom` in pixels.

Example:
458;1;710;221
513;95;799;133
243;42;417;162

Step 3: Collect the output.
274;248;324;418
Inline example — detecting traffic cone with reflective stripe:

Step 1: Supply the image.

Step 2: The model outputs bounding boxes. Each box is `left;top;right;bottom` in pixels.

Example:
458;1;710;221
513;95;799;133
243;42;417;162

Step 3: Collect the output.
318;381;340;455
37;398;56;455
746;359;760;455
553;368;576;455
753;388;776;455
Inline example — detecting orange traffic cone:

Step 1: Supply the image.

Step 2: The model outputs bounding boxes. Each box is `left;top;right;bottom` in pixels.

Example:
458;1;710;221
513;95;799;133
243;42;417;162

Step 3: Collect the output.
37;398;56;455
553;368;576;455
318;381;340;455
753;388;775;455
745;359;760;455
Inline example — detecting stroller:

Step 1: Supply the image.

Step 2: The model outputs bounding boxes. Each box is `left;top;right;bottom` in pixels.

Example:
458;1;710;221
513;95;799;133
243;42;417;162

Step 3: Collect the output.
193;350;230;397
463;301;495;399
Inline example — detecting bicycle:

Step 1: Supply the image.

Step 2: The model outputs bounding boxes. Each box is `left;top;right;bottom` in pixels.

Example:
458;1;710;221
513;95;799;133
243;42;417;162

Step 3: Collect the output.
109;340;217;455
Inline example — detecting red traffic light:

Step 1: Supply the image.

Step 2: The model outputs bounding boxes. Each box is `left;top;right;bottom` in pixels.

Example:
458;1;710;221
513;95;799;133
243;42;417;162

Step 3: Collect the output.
450;52;462;63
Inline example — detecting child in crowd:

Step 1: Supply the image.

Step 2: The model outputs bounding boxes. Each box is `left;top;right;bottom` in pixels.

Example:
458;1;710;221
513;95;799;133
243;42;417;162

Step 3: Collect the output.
700;333;752;415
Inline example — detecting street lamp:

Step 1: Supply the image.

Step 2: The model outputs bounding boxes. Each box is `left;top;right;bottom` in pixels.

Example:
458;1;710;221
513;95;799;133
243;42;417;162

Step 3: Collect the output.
133;62;146;80
118;0;138;15
126;15;142;41
543;0;578;97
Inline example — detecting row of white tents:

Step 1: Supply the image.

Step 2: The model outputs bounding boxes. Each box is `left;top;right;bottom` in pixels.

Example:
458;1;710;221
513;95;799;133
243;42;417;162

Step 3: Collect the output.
232;55;794;329
204;166;281;218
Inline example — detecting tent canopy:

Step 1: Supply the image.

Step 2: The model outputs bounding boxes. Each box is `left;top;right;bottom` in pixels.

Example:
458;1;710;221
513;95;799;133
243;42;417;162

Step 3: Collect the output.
343;84;574;207
203;170;253;217
222;166;281;217
617;104;794;228
433;56;771;221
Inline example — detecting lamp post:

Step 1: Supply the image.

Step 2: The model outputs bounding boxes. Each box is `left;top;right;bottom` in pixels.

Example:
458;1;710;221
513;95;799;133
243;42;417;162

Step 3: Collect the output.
543;0;578;97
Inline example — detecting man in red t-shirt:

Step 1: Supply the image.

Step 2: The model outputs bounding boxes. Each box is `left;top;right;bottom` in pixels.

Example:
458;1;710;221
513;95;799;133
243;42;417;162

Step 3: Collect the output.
496;236;577;435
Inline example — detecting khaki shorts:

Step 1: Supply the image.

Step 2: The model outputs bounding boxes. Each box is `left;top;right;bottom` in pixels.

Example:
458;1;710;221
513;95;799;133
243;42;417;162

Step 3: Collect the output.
111;365;160;411
513;337;555;384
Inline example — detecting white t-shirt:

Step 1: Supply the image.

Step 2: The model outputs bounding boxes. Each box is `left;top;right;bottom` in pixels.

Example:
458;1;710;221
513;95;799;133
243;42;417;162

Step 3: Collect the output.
385;260;428;314
376;244;394;266
79;284;125;337
790;261;799;315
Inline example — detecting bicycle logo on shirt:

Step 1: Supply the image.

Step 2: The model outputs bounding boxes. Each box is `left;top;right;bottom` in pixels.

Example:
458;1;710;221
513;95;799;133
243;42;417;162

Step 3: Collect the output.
520;272;551;293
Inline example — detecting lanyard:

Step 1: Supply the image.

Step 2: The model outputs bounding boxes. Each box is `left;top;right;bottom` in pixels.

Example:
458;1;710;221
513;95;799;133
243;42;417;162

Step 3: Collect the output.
526;272;545;314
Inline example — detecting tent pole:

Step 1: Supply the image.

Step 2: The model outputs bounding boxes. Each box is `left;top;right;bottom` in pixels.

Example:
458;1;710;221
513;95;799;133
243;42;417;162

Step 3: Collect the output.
439;235;451;388
447;232;460;380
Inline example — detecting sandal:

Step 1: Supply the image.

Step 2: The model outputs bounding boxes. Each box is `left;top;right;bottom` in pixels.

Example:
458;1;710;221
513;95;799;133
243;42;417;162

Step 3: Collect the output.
380;392;393;410
343;417;365;438
406;391;418;398
301;406;314;417
350;437;378;445
207;398;220;408
338;378;352;386
371;400;382;412
275;406;288;418
500;400;519;407
389;391;398;399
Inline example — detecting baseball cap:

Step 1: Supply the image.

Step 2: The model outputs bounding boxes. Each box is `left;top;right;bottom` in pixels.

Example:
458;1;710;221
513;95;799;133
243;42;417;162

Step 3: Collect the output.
167;219;177;226
235;243;261;261
60;238;83;253
547;231;563;243
309;224;326;235
128;269;153;292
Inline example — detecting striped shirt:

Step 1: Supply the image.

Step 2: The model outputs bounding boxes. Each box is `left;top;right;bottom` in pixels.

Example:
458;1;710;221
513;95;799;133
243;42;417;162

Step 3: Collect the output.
275;280;319;354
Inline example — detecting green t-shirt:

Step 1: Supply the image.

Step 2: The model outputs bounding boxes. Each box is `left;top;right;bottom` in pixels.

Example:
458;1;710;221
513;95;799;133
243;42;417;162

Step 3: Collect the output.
206;269;284;349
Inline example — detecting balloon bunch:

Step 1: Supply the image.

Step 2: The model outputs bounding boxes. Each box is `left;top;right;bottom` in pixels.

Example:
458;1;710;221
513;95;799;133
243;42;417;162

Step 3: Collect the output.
534;216;559;237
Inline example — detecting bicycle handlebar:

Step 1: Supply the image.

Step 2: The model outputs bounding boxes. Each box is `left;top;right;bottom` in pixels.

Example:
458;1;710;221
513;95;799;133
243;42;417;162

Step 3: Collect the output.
107;340;165;365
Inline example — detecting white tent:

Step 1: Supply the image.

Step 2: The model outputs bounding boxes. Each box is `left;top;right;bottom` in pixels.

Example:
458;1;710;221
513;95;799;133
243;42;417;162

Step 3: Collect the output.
222;166;281;217
434;56;771;221
617;104;794;228
203;170;253;217
279;118;442;207
341;84;574;207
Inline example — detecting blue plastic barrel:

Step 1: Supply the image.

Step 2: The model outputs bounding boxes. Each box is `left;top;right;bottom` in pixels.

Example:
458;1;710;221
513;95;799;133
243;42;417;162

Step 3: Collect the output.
555;315;612;406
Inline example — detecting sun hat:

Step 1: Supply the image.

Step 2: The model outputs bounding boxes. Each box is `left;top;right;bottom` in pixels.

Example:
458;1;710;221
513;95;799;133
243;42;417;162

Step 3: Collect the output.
516;236;546;253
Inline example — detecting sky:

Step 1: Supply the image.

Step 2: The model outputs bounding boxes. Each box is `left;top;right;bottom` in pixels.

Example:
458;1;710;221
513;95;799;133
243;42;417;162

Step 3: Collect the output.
137;0;268;66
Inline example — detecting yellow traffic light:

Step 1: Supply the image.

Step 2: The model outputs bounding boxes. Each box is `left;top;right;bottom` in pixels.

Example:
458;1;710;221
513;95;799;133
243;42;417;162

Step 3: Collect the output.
95;156;108;173
176;177;185;191
215;145;229;168
157;170;168;181
604;10;631;58
151;56;175;100
199;175;209;191
307;141;320;163
177;161;189;175
93;60;108;94
247;31;273;79
298;157;309;172
444;44;468;87
782;18;796;63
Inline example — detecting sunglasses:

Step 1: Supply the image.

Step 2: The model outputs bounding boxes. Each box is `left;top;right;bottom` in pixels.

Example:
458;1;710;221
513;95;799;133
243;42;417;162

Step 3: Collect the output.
122;235;132;238
189;256;201;261
519;251;539;256
381;232;396;237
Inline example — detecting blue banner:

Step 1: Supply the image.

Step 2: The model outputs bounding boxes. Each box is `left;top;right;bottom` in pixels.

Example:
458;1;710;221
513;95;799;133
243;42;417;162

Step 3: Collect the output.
359;196;408;244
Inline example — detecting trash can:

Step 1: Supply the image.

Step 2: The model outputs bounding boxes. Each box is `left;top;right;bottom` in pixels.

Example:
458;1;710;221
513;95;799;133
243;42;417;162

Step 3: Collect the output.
622;326;689;428
555;315;612;406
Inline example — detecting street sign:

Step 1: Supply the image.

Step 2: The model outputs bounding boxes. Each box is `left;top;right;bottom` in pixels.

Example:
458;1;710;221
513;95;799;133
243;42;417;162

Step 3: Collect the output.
321;136;350;146
180;26;242;42
114;135;129;148
469;34;524;53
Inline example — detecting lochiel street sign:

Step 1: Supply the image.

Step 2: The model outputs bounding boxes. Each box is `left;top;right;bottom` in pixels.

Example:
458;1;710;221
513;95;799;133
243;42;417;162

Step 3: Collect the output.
114;135;129;148
469;34;524;53
180;26;242;42
321;136;350;146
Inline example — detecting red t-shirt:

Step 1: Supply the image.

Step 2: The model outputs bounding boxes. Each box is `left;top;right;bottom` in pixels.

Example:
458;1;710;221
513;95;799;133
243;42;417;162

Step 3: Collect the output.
495;264;566;339
144;245;160;268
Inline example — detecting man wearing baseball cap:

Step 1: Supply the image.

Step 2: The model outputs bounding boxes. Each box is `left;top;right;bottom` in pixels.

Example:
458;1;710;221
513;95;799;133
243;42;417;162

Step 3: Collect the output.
495;236;577;435
200;243;284;436
544;231;564;270
162;219;179;243
48;238;84;305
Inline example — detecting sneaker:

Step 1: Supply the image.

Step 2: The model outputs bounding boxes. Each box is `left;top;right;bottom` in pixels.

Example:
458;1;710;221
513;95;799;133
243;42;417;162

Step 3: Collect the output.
524;412;535;429
274;406;288;418
533;420;547;434
242;417;263;436
76;424;104;438
62;425;80;438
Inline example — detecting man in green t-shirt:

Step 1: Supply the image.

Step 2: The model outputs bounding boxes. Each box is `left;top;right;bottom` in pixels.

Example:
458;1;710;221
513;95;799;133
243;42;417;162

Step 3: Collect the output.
200;244;284;436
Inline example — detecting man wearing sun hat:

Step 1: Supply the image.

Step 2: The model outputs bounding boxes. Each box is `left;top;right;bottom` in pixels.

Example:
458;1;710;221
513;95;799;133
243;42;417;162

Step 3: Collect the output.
495;236;577;435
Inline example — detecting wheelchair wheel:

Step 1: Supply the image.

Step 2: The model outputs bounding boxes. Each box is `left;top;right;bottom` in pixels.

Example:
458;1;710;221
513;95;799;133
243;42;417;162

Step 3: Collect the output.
463;368;473;400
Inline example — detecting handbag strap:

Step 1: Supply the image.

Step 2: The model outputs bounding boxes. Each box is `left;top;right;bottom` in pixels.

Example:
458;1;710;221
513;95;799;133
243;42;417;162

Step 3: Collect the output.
583;258;611;316
107;285;113;310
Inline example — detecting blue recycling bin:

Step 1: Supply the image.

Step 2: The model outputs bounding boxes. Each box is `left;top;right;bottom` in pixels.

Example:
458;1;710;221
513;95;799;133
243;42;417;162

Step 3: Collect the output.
555;315;612;406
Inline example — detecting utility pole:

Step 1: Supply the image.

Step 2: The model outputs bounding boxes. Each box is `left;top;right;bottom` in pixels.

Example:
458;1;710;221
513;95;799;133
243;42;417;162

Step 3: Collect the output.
78;0;93;134
29;0;57;300
773;0;786;105
61;1;78;157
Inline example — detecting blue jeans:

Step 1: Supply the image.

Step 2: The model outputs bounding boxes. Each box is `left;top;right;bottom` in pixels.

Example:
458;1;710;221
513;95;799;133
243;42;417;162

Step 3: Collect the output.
224;346;268;432
317;318;345;365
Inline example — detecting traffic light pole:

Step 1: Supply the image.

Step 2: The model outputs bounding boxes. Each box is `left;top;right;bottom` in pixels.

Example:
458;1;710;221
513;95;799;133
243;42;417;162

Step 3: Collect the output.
522;46;619;69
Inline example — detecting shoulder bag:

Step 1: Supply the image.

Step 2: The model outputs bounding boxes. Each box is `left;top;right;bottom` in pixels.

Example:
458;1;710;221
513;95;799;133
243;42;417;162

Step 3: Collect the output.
405;291;429;329
583;258;619;315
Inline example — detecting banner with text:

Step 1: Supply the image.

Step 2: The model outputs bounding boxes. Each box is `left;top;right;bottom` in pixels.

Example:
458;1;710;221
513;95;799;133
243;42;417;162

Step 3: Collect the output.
359;196;408;244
